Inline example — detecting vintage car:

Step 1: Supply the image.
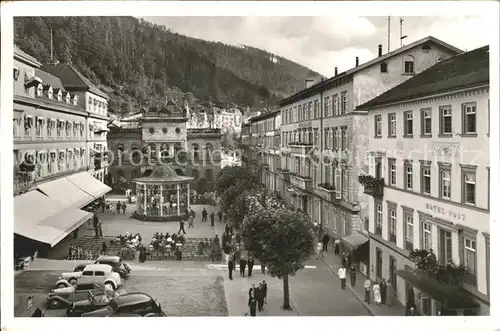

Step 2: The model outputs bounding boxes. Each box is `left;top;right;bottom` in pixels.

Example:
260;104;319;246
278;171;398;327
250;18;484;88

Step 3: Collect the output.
47;282;104;309
58;263;91;286
56;264;122;290
81;293;165;317
95;255;131;279
66;290;119;317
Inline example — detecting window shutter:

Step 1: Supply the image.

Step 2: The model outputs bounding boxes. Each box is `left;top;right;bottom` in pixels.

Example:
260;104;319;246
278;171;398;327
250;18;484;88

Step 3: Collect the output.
335;168;342;199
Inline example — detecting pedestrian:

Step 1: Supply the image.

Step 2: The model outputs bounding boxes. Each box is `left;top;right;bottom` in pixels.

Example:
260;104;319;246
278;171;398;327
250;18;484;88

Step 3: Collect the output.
189;208;196;219
316;242;324;259
178;219;186;234
322;233;330;252
247;255;254;277
202;208;208;222
349;264;357;286
256;284;264;312
248;284;256;298
261;262;266;275
341;253;348;267
97;223;103;237
218;210;223;222
116;201;121;214
228;256;234;280
364;277;371;303
334;238;340;255
240;255;247;276
338;266;347;290
260;280;267;304
248;292;257;316
373;282;381;305
210;211;215;227
101;200;105;213
380;278;387;304
101;241;108;255
68;244;74;260
122;202;127;214
188;215;194;228
386;280;396;307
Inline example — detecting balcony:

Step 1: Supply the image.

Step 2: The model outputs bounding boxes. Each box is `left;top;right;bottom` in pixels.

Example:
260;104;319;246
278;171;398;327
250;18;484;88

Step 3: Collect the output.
314;183;338;202
276;168;290;182
288;142;314;155
290;173;312;191
358;175;384;198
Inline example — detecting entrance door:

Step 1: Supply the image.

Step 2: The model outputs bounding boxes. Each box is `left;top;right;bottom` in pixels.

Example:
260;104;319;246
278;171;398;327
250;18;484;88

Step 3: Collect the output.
376;248;382;279
302;196;308;214
389;255;397;291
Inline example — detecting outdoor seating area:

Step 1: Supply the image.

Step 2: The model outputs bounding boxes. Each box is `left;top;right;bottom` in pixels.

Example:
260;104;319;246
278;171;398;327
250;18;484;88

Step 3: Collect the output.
145;233;222;261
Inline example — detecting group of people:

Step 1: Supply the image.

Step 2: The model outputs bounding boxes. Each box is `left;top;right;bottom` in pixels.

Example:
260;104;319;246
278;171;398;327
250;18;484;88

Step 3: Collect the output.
363;277;398;307
247;282;268;316
201;208;223;227
116;232;143;248
67;244;98;260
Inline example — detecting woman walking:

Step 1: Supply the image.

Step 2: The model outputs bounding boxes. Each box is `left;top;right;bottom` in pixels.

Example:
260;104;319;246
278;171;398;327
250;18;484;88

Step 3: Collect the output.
373;282;382;305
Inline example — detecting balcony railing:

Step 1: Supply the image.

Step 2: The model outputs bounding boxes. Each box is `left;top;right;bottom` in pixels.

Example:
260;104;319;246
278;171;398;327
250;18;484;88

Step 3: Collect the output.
288;142;314;155
358;175;385;198
290;173;312;191
314;183;337;202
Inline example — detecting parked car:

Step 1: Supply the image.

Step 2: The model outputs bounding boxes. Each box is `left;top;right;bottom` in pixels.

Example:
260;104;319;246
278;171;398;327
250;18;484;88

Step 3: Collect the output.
57;264;90;286
95;255;131;279
66;290;118;317
56;264;121;290
81;293;165;317
47;282;104;309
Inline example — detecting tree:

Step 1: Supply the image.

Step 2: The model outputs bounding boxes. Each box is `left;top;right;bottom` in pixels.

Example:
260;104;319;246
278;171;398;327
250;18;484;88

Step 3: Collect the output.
242;208;315;310
214;165;258;197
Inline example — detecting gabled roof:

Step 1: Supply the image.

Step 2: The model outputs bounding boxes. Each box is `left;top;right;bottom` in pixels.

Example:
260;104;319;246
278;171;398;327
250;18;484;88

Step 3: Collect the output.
357;45;489;110
41;63;108;99
249;109;280;123
277;36;463;107
14;45;42;67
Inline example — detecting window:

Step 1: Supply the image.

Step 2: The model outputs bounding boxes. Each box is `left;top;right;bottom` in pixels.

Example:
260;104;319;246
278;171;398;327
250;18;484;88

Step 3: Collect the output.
462;167;476;205
343;214;349;236
335;168;341;199
421;165;431;194
48;88;53;99
404;162;413;190
421;108;432;136
13;117;20;138
36;84;43;97
439;229;452;265
439;165;451;199
388;113;396;137
388;159;396;186
375;204;383;235
405;213;414;250
341;167;348;200
404;55;415;74
423;222;432;251
404;111;413;136
380;62;388;73
95;271;105;276
463;238;476;276
341;127;348;150
313;129;319;147
374;115;382;137
439;106;453;135
324;97;331;117
389;209;397;243
82;271;93;276
462;103;477;134
307;102;312;120
298;105;302;122
341;92;348;114
314;100;319;119
332;95;338;116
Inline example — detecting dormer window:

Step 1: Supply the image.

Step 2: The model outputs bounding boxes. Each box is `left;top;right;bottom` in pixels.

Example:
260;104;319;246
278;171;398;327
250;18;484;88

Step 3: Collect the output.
72;95;78;106
46;86;53;99
404;55;415;74
65;93;70;103
37;84;43;97
14;66;20;81
57;90;62;101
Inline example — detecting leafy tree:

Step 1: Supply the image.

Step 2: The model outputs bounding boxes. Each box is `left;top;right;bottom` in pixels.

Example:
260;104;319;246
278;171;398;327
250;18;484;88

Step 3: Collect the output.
242;208;315;310
214;165;258;197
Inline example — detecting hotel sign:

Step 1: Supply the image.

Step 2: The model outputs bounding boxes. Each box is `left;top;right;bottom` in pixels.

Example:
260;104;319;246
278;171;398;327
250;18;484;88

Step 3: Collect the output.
425;203;467;221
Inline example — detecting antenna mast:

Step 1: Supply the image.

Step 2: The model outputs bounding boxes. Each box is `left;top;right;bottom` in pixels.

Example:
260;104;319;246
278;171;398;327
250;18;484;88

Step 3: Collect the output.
50;28;54;61
400;18;408;47
387;16;391;52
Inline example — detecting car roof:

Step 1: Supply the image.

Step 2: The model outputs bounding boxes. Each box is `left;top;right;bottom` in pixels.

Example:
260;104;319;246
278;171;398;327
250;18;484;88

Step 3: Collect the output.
84;264;113;272
114;293;153;306
96;255;121;262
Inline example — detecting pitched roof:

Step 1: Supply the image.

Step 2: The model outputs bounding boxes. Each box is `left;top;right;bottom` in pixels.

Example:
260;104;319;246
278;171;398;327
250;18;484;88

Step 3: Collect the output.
277;36;463;107
40;63;108;99
14;45;42;67
357;45;489;110
35;69;66;92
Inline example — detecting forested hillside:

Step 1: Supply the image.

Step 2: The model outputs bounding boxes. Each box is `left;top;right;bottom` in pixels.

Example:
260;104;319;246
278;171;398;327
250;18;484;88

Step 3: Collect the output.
14;17;321;116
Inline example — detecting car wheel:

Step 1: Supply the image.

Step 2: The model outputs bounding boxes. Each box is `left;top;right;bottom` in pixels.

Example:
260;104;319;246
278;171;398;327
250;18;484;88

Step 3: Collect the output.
69;278;77;285
49;298;60;309
105;281;116;290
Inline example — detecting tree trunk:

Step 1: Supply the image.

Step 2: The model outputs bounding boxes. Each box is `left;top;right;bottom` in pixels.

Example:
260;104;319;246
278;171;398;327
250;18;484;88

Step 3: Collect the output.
282;273;291;310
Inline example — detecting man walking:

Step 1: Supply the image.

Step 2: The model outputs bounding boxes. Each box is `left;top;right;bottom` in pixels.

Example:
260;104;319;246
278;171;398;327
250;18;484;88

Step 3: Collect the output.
217;210;223;223
262;280;268;304
240;255;247;277
349;263;357;286
122;202;127;214
364;277;371;303
228;255;234;280
210;211;215;227
256;283;264;312
338;266;347;290
322;233;330;252
380;278;388;304
202;208;208;222
247;255;254;277
178;219;186;234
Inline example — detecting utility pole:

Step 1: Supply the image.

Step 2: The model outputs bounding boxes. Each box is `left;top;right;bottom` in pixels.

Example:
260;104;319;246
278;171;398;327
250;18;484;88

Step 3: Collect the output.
50;28;54;61
400;18;408;47
387;16;391;52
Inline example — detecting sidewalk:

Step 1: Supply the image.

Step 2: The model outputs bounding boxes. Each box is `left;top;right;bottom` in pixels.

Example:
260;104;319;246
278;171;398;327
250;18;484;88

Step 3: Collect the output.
320;249;406;316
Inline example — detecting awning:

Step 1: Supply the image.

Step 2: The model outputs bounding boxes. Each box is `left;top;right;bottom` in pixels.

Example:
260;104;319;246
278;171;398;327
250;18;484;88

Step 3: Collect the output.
93;123;109;133
15;190;93;247
37;177;94;209
66;171;111;198
396;269;480;310
342;232;369;250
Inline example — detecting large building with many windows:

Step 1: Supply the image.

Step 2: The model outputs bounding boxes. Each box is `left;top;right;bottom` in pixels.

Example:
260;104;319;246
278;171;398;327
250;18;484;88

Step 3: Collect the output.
13;46;111;259
357;46;489;315
276;37;461;270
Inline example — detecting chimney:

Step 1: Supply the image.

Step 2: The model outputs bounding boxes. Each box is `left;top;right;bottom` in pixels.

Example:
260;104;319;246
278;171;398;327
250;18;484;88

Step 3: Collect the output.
305;79;314;89
334;67;338;76
355;57;359;67
378;44;383;57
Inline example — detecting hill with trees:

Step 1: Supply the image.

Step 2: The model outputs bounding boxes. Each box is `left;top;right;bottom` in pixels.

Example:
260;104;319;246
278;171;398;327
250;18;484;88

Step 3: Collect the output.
14;17;322;116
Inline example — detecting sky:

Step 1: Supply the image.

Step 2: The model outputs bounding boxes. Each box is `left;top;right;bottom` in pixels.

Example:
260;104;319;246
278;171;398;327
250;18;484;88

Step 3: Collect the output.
144;15;490;77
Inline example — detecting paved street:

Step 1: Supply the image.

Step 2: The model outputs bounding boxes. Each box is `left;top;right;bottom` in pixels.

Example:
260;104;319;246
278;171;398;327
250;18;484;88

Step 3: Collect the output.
15;200;372;317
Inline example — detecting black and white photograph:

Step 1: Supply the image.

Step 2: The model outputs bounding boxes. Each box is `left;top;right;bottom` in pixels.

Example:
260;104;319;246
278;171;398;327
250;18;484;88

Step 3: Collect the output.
1;1;499;329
